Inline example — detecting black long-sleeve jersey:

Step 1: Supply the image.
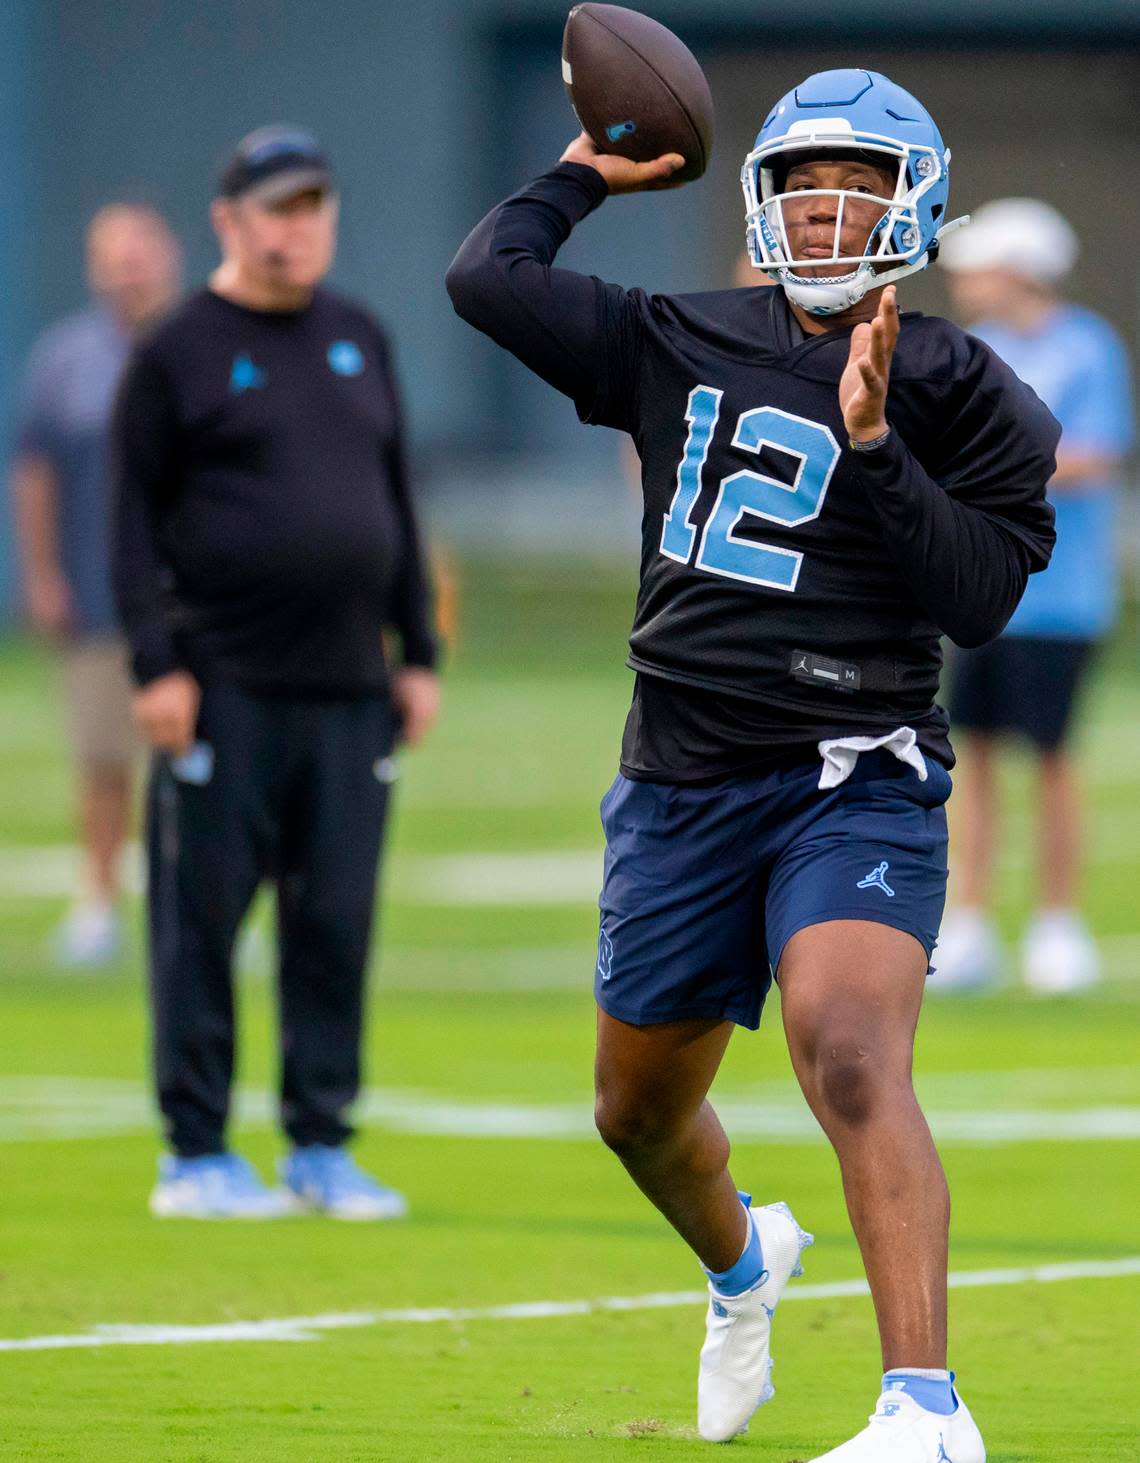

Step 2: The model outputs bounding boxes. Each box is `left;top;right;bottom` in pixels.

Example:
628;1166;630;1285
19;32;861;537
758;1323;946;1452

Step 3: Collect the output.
112;288;436;694
447;164;1058;779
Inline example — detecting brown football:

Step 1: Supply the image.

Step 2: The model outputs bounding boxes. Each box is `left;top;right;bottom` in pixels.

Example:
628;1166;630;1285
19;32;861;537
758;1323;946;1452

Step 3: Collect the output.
561;4;714;183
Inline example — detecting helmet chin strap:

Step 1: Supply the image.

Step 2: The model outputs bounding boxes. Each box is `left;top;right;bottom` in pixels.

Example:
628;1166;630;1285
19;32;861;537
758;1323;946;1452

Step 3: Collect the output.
772;217;970;317
779;253;928;316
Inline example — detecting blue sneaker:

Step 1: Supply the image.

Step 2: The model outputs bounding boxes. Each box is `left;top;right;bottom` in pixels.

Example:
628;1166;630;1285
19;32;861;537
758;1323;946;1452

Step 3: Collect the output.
149;1152;293;1219
279;1144;408;1220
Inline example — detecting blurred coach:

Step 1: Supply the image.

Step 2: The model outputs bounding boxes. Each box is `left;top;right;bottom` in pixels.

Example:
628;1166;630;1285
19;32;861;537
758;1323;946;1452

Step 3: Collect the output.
933;200;1134;995
112;127;440;1219
12;204;180;965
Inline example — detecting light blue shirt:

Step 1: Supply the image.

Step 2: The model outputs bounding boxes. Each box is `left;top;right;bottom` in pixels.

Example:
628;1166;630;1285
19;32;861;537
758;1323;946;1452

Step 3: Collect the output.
13;307;131;635
972;305;1134;639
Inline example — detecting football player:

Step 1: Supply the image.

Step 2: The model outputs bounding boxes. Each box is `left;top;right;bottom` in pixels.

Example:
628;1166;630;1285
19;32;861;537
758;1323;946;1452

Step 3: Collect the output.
448;70;1057;1461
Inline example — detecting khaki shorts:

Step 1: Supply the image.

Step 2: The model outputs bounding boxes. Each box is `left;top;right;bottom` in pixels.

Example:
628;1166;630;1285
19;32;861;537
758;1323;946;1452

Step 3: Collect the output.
60;636;140;770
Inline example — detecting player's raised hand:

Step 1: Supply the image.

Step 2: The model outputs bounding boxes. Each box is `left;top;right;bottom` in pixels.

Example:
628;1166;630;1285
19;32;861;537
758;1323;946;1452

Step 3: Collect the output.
560;132;686;194
839;285;899;442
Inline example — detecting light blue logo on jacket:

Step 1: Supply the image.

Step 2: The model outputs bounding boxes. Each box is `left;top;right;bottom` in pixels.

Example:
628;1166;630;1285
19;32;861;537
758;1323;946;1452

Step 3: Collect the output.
328;339;365;376
229;353;266;393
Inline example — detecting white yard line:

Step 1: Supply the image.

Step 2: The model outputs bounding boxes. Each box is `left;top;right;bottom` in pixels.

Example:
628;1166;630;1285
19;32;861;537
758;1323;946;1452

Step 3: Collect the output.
398;850;602;905
0;844;605;905
1;1076;1139;1145
4;838;1140;907
2;1256;1138;1354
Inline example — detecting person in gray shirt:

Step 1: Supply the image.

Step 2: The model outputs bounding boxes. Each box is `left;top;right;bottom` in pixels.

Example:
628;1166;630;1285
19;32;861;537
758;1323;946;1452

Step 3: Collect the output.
12;203;181;964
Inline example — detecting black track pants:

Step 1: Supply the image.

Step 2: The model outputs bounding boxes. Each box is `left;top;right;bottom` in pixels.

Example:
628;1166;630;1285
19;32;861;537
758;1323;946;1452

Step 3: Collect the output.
146;684;395;1157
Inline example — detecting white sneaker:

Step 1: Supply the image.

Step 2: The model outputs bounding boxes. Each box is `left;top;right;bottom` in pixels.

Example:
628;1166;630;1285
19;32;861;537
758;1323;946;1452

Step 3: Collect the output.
697;1200;813;1442
810;1384;985;1461
53;902;122;967
1021;910;1100;994
927;909;1000;993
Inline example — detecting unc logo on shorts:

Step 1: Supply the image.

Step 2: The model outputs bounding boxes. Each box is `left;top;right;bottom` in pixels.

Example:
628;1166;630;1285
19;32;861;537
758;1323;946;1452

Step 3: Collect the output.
596;925;615;982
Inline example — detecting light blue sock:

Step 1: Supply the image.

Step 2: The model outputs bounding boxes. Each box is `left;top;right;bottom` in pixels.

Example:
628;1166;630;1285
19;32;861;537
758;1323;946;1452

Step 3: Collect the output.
883;1368;957;1416
703;1192;766;1296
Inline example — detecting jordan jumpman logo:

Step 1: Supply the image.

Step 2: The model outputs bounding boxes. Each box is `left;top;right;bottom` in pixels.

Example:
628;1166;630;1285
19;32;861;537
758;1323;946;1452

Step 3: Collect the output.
856;860;895;897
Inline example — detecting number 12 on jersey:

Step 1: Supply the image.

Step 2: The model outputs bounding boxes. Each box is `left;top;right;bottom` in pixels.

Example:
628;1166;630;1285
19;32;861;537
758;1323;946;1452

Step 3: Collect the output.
659;385;840;592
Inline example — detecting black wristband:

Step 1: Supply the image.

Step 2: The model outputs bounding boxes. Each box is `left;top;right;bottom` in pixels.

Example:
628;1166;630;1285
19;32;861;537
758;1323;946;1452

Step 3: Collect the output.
848;428;892;453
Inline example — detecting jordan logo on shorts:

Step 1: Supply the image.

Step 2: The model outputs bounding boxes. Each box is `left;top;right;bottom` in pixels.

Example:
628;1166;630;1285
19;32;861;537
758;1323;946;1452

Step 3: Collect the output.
935;1437;954;1463
857;860;895;897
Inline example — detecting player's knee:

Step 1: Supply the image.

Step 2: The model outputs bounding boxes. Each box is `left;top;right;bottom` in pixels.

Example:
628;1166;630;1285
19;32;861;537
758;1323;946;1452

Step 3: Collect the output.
817;1056;873;1126
812;1040;893;1128
594;1091;676;1157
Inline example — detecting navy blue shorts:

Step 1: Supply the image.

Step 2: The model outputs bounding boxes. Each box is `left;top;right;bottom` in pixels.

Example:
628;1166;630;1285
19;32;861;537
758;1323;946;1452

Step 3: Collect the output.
595;749;951;1030
947;636;1096;751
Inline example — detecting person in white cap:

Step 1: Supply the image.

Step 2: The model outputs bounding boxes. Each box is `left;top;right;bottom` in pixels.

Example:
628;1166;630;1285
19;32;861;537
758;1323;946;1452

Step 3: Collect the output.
934;199;1134;994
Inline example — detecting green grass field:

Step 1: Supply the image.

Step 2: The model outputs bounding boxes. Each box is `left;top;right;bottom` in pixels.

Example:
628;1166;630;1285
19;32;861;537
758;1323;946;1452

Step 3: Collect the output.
1;560;1138;1461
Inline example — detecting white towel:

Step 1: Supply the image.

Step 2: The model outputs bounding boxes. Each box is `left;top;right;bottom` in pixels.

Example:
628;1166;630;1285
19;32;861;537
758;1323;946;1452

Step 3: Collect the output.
816;725;928;791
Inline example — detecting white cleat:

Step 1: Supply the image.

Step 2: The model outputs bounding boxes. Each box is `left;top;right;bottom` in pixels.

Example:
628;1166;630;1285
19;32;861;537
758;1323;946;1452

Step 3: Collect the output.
53;902;123;968
1021;910;1100;994
697;1200;813;1443
809;1384;985;1462
927;909;1001;994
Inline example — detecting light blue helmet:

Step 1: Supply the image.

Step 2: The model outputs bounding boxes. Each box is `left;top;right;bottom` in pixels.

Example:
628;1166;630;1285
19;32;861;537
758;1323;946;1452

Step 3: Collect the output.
741;69;967;315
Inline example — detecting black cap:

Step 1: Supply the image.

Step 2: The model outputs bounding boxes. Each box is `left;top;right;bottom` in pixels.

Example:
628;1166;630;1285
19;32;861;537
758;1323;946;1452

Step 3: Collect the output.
218;125;334;203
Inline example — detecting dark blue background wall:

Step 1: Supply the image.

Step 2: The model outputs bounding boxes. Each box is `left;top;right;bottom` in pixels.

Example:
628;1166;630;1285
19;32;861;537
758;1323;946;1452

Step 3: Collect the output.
3;0;1138;602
